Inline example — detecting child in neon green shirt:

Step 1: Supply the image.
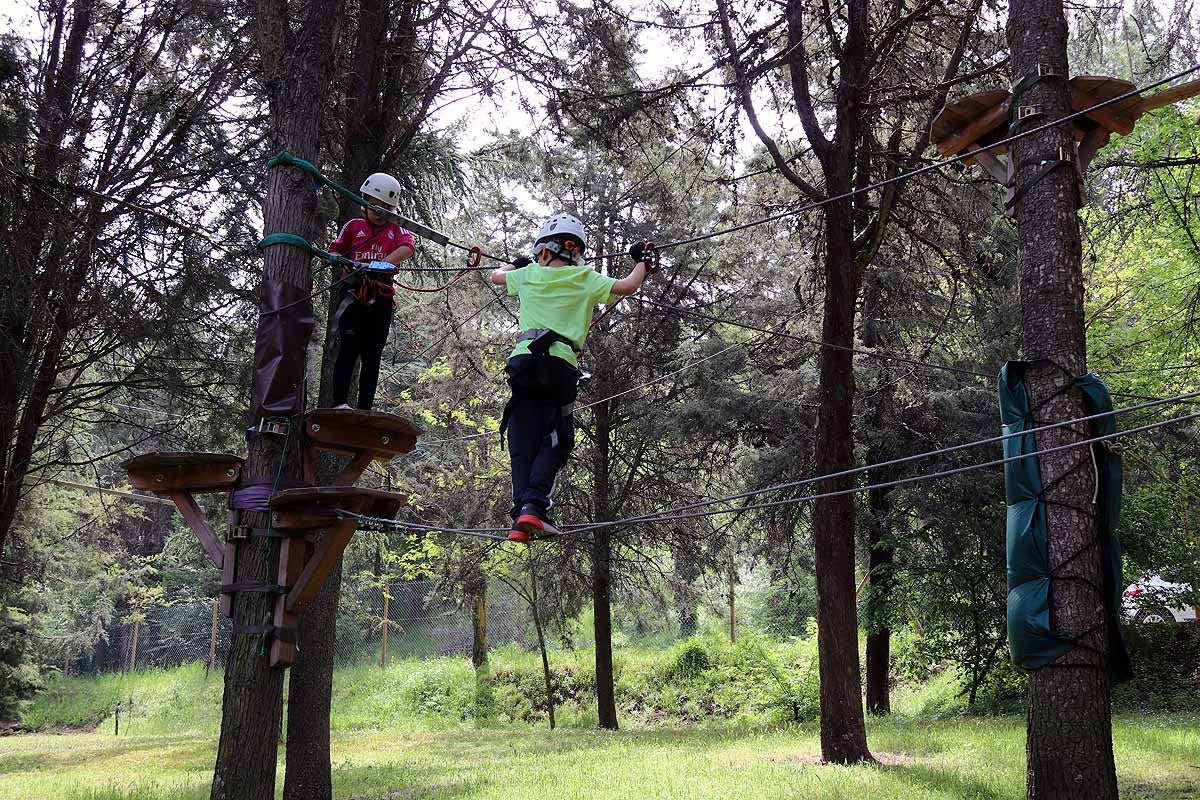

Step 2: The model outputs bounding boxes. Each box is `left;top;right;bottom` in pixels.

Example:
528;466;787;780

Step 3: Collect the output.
490;213;651;541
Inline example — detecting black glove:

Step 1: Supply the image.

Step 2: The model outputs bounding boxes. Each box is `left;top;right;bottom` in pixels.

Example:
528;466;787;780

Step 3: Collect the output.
628;242;646;263
511;255;532;269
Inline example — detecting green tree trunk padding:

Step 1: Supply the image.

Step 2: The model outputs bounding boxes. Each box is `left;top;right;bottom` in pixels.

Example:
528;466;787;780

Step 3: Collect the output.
999;361;1132;679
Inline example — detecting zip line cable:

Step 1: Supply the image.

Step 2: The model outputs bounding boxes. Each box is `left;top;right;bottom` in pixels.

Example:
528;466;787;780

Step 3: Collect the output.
584;65;1200;262
337;389;1200;541
639;297;994;378
336;407;1200;542
421;338;756;445
555;406;1200;537
421;301;822;445
557;388;1200;535
264;152;508;268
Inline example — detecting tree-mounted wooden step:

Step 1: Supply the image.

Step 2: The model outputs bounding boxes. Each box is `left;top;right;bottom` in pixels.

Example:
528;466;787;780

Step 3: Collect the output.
121;452;243;570
266;486;408;667
301;408;422;485
930;75;1200;190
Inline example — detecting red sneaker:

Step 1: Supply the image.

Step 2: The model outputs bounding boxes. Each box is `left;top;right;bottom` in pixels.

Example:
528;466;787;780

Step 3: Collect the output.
516;513;560;539
507;527;531;543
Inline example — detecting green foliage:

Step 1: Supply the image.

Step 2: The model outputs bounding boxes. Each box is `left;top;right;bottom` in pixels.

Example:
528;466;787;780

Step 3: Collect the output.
1114;623;1200;712
661;638;713;681
0;605;42;720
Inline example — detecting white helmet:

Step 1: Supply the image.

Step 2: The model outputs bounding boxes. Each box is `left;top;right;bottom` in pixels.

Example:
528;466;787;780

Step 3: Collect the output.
360;172;401;207
533;213;587;265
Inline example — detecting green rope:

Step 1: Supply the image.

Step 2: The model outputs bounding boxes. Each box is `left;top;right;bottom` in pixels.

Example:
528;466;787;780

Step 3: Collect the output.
265;150;452;247
256;231;354;268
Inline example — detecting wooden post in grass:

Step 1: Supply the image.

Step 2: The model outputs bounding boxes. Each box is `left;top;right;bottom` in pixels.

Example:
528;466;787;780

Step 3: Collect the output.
380;592;390;667
208;597;219;677
728;564;736;644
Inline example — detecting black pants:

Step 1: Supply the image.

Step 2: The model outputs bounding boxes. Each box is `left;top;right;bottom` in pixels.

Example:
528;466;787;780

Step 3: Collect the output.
505;354;579;521
331;293;393;409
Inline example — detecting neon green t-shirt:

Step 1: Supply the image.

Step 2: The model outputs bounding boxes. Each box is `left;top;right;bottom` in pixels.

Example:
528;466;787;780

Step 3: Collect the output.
506;264;618;367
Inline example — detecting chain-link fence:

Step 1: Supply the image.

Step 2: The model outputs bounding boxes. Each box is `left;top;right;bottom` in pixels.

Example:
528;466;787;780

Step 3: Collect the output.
66;579;528;675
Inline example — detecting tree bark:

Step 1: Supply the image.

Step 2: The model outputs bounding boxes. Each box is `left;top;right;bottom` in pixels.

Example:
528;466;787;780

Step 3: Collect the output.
861;277;895;716
591;400;618;730
284;1;387;793
529;568;556;730
212;1;340;798
809;192;872;762
470;568;488;669
1006;3;1117;798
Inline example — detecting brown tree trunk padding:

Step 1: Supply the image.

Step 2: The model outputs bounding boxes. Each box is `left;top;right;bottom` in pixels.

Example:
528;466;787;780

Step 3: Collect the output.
211;1;341;798
1006;2;1117;797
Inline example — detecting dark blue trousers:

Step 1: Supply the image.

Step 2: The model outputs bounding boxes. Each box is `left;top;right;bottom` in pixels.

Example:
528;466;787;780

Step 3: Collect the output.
504;354;578;521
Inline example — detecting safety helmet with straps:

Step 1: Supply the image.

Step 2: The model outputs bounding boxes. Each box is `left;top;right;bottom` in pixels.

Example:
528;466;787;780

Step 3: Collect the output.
533;213;587;266
360;172;401;208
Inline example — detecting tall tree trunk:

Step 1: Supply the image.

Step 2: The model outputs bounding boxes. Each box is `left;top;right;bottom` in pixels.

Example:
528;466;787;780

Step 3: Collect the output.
782;0;873;762
809;191;871;762
283;0;385;795
0;0;94;561
861;277;895;716
212;2;340;798
470;568;488;669
1006;3;1117;798
863;486;894;715
591;400;618;730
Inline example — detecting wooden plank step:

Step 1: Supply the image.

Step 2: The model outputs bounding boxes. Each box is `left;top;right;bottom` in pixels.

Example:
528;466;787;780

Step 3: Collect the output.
303;409;421;459
122;452;243;493
269;486;407;531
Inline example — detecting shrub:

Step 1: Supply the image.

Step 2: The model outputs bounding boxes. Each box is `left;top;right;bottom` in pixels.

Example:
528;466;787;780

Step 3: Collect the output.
1114;623;1200;711
662;638;713;682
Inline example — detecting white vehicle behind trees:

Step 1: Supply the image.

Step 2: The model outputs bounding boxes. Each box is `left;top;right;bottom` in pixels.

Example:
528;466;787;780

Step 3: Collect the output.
1123;575;1198;624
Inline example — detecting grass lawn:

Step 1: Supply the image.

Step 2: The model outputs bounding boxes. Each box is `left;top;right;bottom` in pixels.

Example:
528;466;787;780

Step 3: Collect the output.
2;713;1198;800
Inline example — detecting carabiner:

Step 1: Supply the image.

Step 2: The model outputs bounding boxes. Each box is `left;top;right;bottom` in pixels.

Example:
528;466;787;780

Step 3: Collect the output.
643;241;661;274
466;246;483;269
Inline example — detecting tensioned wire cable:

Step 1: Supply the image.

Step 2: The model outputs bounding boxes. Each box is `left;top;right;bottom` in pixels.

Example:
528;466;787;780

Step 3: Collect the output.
558;392;1200;536
584;65;1200;261
333;390;1200;540
551;406;1200;538
637;296;995;379
421;338;756;445
421;300;823;445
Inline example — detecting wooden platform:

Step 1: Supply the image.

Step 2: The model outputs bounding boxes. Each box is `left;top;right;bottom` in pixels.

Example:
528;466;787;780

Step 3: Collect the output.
930;75;1200;185
121;452;244;571
303;408;420;458
267;486;409;667
122;452;243;493
302;409;422;485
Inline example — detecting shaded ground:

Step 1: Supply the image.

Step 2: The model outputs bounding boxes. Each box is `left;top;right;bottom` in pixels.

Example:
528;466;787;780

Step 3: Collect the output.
2;713;1197;799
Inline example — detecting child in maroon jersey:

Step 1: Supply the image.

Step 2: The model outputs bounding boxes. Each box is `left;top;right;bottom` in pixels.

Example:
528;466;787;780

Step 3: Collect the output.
328;172;416;410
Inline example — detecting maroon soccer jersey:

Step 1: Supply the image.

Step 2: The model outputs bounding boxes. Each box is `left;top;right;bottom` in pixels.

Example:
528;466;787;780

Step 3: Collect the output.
329;218;415;262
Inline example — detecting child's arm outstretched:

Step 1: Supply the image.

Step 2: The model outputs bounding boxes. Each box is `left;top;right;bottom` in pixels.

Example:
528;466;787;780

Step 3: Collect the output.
610;261;648;298
490;256;530;287
611;241;657;298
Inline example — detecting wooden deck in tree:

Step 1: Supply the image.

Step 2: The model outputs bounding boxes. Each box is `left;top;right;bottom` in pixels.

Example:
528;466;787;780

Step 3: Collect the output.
266;486;409;666
303;408;421;458
121;452;243;493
